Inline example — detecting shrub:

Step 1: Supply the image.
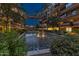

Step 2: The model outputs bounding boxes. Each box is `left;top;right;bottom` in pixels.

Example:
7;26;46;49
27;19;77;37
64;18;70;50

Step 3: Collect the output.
0;31;27;56
50;33;79;56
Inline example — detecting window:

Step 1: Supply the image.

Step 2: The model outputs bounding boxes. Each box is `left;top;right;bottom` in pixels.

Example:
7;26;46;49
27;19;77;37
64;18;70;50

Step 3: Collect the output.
60;14;66;18
72;11;77;16
66;27;72;32
66;3;72;8
11;7;18;13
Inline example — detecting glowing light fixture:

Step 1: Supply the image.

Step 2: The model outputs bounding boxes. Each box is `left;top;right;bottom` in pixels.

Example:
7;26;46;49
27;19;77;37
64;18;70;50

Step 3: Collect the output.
42;32;45;38
37;33;40;37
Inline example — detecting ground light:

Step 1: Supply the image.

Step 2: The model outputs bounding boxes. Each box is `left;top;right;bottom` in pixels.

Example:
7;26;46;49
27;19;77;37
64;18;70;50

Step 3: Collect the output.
37;31;46;38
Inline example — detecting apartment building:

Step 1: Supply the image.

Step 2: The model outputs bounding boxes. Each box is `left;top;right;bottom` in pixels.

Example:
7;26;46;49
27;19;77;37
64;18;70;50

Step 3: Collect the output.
42;3;79;32
0;4;25;32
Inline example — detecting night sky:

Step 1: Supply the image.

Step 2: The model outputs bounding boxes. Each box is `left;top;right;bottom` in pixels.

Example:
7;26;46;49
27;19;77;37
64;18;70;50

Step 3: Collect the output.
20;3;45;26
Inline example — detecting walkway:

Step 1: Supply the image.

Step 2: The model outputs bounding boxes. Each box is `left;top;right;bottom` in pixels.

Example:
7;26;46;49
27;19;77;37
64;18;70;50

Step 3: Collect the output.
27;48;51;56
26;31;63;56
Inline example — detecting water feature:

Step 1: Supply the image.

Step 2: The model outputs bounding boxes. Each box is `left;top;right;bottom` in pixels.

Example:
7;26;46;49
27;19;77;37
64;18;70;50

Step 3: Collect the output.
25;31;49;51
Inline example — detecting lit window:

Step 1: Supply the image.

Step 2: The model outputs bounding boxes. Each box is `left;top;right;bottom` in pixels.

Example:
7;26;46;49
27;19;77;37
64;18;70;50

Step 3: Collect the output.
54;27;59;30
11;7;18;13
48;27;54;30
66;27;72;32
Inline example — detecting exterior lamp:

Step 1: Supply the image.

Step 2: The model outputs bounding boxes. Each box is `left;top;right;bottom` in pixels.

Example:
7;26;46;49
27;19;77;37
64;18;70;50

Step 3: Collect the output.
42;32;45;38
37;31;46;38
37;32;40;38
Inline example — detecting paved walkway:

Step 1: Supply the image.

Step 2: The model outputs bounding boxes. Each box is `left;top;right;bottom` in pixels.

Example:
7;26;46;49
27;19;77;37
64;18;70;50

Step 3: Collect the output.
26;32;62;56
27;48;51;56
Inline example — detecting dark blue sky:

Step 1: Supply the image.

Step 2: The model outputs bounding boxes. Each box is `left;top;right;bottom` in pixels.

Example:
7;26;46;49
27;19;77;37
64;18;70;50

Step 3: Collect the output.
20;3;45;26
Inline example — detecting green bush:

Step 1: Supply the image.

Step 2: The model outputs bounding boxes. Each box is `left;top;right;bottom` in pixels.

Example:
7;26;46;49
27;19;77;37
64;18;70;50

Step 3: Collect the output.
0;32;9;56
0;31;27;56
72;29;79;34
50;34;79;56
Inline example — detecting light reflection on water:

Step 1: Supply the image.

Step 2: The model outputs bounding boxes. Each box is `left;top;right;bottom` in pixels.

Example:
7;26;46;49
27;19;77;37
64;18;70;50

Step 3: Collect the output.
25;32;49;51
